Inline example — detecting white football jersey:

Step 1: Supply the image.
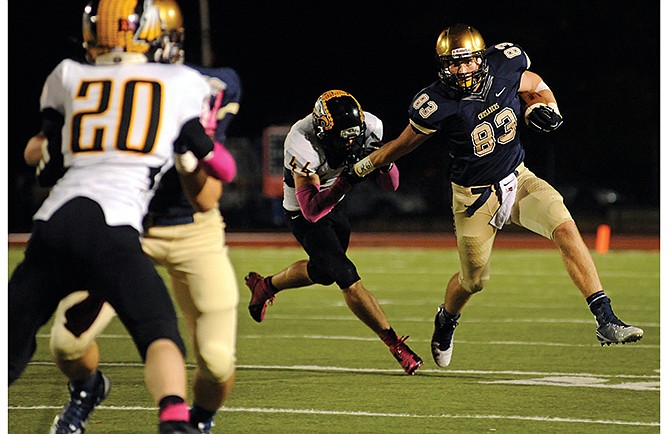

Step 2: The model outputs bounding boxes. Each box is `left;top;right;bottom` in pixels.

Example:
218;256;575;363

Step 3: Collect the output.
33;59;209;231
282;112;383;212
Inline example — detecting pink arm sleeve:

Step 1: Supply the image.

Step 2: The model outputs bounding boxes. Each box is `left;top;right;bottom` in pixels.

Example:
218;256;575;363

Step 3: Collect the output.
375;163;400;191
295;176;352;223
199;141;237;183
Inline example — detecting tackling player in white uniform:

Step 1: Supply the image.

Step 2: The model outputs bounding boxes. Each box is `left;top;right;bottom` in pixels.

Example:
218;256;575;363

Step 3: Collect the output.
8;1;229;433
244;90;424;375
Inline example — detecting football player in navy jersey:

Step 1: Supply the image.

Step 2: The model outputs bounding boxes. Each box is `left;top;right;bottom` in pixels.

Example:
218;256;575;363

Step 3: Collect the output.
137;64;241;434
351;23;643;368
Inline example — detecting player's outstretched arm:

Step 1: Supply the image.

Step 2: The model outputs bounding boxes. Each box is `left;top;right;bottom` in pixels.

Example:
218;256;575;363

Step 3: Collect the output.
353;125;429;177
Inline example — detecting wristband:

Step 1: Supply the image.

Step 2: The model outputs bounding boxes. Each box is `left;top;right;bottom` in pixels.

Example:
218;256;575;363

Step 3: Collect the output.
353;156;375;177
175;151;198;174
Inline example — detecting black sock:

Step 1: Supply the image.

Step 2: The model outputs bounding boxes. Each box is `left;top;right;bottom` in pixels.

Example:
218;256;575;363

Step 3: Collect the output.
380;328;399;346
265;276;279;294
586;290;620;325
586;290;607;308
442;308;461;321
190;404;216;425
71;371;100;391
587;290;609;317
159;395;185;411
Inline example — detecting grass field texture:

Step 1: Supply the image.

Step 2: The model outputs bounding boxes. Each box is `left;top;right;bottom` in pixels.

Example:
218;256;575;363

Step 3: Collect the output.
7;245;660;433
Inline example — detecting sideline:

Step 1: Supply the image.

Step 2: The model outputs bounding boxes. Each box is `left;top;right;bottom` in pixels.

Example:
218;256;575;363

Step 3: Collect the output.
8;232;660;250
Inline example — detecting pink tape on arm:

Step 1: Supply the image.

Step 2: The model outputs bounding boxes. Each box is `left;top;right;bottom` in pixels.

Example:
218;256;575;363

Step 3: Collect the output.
375;164;400;191
200;141;237;182
296;177;352;223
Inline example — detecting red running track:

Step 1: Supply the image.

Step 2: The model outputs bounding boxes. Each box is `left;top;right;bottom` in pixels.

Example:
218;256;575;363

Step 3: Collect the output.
9;232;657;250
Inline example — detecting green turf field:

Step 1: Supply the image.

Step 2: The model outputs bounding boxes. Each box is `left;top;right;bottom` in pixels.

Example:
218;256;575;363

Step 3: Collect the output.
7;245;660;433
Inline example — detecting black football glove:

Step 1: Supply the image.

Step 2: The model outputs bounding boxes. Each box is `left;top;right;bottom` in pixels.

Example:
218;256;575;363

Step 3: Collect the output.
525;104;563;133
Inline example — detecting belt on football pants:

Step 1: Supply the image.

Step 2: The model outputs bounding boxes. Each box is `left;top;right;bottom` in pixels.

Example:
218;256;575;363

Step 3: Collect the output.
464;170;519;217
465;186;493;217
144;213;194;228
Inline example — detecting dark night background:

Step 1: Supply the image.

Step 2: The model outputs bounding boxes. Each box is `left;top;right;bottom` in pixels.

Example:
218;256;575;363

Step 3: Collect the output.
8;1;660;234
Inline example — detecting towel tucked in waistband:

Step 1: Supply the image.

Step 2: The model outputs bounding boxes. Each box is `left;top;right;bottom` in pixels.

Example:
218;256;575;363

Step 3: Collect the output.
489;171;518;229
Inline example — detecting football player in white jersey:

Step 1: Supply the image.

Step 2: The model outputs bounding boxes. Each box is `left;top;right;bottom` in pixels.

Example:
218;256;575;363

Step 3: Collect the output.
244;90;424;375
8;1;231;433
36;67;242;433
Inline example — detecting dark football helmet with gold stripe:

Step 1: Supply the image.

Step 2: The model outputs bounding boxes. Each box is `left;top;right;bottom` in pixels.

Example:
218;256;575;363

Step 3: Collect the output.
312;90;367;167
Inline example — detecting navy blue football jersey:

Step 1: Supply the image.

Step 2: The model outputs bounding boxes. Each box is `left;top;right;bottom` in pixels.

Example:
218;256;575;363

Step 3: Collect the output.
408;43;529;187
148;65;242;220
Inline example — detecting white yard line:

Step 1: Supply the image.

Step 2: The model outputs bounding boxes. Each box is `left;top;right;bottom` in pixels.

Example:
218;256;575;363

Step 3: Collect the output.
8;405;659;427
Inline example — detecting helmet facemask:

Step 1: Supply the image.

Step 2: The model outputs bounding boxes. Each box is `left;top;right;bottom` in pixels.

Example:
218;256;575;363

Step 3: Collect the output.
438;53;488;94
312;90;367;168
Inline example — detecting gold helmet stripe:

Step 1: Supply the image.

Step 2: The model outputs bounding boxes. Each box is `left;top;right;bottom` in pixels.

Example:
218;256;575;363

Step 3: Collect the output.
96;0;139;50
315;90;364;132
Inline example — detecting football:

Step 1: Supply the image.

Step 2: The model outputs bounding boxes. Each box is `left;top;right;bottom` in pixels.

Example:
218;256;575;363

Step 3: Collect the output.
518;91;545;110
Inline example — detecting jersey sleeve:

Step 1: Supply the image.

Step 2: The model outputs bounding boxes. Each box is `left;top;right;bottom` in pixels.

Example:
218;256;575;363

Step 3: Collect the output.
177;68;210;126
39;60;71;115
284;121;319;178
207;68;242;143
485;42;530;87
364;111;383;142
407;84;452;135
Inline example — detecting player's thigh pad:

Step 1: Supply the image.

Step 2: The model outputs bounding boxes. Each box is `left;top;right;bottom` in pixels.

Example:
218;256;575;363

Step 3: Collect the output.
451;182;498;293
50;291;117;361
512;165;573;240
160;210;239;381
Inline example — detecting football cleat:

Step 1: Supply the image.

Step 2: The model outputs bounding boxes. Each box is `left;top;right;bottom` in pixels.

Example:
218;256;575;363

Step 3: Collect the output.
50;372;111;434
590;295;644;346
158;421;201;434
389;336;423;375
194;419;213;434
596;322;644;346
431;304;460;368
244;272;276;322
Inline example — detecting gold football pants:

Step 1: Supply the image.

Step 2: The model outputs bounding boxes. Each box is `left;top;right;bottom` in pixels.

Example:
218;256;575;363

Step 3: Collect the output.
50;208;238;382
450;163;573;293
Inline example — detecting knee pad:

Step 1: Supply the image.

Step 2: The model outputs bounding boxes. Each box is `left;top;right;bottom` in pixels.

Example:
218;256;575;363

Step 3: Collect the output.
458;273;489;294
50;291;116;361
306;261;335;286
196;340;236;383
307;258;360;289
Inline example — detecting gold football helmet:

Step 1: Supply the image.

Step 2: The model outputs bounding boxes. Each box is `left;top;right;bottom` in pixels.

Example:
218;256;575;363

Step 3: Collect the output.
83;0;185;64
436;23;488;93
